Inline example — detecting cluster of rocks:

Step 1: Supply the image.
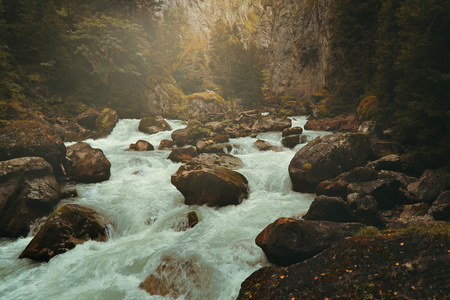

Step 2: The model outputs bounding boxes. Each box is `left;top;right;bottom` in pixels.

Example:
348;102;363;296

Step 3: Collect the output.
237;119;449;299
0;117;114;261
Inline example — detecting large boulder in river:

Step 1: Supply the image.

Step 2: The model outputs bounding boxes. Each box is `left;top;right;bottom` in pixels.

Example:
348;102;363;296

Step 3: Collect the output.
0;120;66;175
19;204;108;262
255;218;363;266
138;116;172;135
129;140;154;151
187;153;243;170
180;91;229;120
95;108;118;138
171;123;212;147
252;115;292;133
171;164;249;207
289;133;371;193
0;157;62;238
64;142;111;183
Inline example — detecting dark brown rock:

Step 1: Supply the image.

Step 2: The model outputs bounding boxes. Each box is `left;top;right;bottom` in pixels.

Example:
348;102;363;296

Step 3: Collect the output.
129;140;154;151
171;164;249;207
252;115;292;133
139;254;213;299
19;204;108;261
76;109;100;130
303;196;357;223
399;203;431;223
138;116;172;135
64;142;111;183
347;179;402;209
255;218;363;266
0;120;66;175
158;139;176;150
0;157;62;238
316;167;378;197
352;195;386;228
366;154;402;171
95;108;119;138
171;123;211;147
282;126;303;137
429;191;450;221
281;134;300;148
169;211;199;232
254;139;283;152
201;142;233;154
212;134;230;143
289;133;371;192
188;153;243;170
304;114;360;132
167;146;198;163
406;168;447;203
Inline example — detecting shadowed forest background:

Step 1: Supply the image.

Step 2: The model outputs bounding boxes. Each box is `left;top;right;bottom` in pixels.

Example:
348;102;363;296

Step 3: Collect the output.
0;0;449;165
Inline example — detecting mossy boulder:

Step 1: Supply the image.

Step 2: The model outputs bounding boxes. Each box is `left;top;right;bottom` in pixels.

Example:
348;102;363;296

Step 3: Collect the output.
0;120;66;175
179;91;229;120
0;157;62;238
19;204;108;261
76;109;100;130
95;108;118;138
289;133;371;193
138;116;172;135
171;164;249;207
251;114;292;133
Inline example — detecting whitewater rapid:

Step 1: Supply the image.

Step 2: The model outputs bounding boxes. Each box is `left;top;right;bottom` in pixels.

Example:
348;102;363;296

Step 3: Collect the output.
0;117;326;300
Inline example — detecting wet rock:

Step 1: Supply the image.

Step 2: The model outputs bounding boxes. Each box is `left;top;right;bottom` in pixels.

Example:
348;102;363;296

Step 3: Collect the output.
347;179;401;210
76;109;100;130
64;142;111;183
406;168;447;203
0;120;66;175
316;167;378;197
303;196;357;223
281;134;303;148
201;142;233;154
188;153;243;170
138;116;172;135
171;164;249;207
282;126;303;137
252;115;292;133
289;133;371;193
19;204;108;261
0;157;62;238
168;146;198;163
255;218;363;266
129;140;154;151
158;139;176;150
169;211;199;232
61;188;78;199
304;114;360;132
139;254;213;299
366;154;402;172
171;123;211;147
429;191;450;221
254;139;283;152
212;134;230;143
95;108;118;138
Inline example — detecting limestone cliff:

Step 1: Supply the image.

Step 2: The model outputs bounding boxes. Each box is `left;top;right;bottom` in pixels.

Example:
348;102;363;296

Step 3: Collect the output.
144;0;330;116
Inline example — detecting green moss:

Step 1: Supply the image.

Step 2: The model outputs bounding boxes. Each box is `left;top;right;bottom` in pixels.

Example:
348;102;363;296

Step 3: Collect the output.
355;226;380;237
185;92;226;104
187;124;211;139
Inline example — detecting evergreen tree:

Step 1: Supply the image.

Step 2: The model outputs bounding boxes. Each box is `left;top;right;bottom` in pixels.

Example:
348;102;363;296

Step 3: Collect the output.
326;0;381;115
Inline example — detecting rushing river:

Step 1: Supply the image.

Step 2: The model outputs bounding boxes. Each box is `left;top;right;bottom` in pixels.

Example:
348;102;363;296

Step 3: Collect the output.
0;116;327;300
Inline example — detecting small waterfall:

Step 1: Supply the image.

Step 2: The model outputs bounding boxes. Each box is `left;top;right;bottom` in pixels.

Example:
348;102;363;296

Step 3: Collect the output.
0;116;326;300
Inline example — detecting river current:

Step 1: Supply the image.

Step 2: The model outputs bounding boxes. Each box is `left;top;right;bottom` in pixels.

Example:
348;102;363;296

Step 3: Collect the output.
0;116;326;300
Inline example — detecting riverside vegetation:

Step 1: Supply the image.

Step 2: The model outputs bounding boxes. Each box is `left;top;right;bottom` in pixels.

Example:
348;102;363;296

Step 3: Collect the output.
0;0;449;299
